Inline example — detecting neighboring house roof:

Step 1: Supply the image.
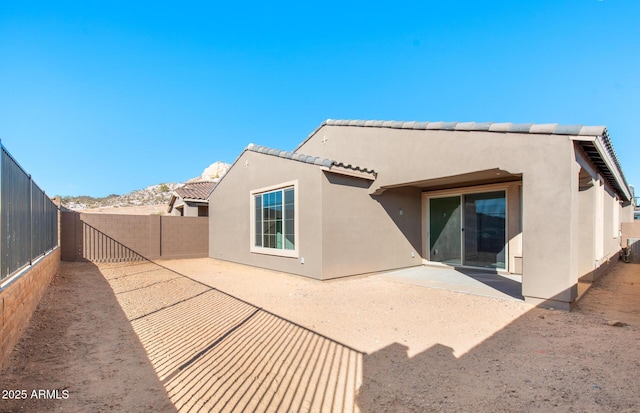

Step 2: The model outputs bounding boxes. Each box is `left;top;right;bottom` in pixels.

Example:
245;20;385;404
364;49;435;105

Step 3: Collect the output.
168;181;217;212
246;143;376;179
175;181;217;200
297;118;631;202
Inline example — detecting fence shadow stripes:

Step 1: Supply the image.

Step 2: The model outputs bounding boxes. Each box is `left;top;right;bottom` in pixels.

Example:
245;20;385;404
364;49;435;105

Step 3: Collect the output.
82;222;146;263
98;260;365;412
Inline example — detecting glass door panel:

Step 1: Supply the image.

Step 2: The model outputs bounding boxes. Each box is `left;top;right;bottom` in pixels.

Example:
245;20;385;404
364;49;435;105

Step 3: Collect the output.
429;196;462;265
464;191;506;268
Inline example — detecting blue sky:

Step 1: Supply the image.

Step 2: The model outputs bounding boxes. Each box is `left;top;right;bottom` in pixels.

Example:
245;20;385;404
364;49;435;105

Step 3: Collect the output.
1;1;638;197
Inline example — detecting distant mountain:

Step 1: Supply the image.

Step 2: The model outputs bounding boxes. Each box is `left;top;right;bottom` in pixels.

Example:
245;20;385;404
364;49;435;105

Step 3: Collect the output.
188;161;231;183
63;161;231;210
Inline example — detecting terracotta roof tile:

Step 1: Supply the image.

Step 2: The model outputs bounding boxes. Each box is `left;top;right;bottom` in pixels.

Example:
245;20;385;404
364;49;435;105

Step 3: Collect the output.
175;181;217;200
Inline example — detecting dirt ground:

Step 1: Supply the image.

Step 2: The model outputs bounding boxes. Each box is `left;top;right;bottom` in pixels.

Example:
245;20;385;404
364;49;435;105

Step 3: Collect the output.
1;258;639;412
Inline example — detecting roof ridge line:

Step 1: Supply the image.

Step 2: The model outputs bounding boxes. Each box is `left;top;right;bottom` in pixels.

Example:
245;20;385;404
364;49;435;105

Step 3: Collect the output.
323;119;607;137
246;143;375;174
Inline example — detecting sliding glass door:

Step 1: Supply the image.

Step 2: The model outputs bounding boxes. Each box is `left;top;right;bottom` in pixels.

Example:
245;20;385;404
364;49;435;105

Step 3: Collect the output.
463;191;506;269
428;191;506;269
429;196;462;265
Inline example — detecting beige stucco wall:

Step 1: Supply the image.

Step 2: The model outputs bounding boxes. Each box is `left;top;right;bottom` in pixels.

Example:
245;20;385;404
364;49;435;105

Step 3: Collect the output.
577;171;596;278
602;186;619;260
574;147;626;284
171;199;203;217
506;183;523;273
321;174;422;279
209;150;324;279
170;198;185;216
298;125;609;309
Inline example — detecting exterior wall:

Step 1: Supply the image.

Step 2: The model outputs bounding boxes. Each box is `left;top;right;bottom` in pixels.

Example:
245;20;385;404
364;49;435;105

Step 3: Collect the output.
209;151;324;279
577;171;596;279
321;174;422;279
621;203;635;222
575;147;626;284
61;212;208;261
298;125;583;309
171;199;208;217
602;185;620;262
506;183;523;273
183;202;200;217
170;198;185;216
0;248;60;369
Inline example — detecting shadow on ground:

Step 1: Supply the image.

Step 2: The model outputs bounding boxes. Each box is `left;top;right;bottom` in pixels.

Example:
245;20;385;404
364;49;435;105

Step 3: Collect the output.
454;267;523;300
0;261;176;413
358;261;640;412
100;261;363;413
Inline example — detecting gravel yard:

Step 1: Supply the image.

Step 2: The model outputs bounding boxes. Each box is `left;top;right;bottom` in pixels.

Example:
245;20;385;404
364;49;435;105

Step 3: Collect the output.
1;257;639;412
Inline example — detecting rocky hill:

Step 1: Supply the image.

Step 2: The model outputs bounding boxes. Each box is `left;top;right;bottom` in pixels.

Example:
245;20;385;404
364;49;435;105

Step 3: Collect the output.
63;161;230;210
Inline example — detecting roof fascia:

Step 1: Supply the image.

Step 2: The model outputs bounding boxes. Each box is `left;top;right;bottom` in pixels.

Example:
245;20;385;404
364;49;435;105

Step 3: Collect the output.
167;194;177;212
570;135;631;201
182;198;209;203
593;136;631;201
320;166;376;181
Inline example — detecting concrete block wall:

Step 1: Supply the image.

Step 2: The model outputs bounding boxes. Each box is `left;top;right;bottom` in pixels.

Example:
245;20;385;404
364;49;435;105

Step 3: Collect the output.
60;211;82;261
81;214;159;258
61;212;208;261
161;216;209;259
0;248;60;370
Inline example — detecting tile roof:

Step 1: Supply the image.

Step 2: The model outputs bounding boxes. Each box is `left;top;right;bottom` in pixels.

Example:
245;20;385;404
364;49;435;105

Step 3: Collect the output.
300;118;630;201
246;143;376;176
316;119;607;136
174;181;217;200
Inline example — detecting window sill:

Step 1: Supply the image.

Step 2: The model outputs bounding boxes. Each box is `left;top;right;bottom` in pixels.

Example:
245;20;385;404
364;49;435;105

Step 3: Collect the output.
250;246;299;258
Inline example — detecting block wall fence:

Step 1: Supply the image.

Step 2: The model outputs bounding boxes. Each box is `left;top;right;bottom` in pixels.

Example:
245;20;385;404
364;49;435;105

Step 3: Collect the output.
60;212;209;262
0;249;60;370
622;221;640;262
622;221;640;247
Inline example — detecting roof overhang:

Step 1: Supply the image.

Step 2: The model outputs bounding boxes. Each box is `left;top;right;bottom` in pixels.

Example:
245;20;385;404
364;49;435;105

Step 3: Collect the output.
182;198;210;204
571;133;631;202
372;168;521;195
320;165;377;181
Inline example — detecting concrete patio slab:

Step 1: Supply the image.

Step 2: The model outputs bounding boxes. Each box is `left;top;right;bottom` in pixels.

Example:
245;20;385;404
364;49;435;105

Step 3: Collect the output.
374;265;523;301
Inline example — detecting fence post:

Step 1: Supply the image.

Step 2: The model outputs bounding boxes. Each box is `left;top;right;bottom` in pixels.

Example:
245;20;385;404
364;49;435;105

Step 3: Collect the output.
29;174;33;265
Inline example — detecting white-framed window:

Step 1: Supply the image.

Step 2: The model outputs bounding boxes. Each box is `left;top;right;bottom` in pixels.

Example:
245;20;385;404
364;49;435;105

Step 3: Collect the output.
250;181;298;257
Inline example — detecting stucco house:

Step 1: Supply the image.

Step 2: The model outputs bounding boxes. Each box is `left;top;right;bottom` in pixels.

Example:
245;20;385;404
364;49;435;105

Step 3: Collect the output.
209;119;634;309
168;181;216;217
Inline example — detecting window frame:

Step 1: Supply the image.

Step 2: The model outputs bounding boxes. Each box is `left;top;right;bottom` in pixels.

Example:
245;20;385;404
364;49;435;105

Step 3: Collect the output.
250;180;299;258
